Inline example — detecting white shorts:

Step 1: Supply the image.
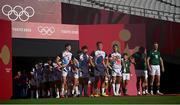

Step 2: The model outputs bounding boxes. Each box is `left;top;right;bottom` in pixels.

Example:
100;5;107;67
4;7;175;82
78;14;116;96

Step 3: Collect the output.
62;66;71;77
150;65;160;76
73;71;79;79
112;68;122;77
135;70;148;79
123;73;130;80
88;77;95;84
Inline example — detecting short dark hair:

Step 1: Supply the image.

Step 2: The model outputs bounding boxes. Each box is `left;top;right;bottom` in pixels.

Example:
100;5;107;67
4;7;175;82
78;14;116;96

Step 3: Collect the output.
81;45;88;50
123;53;128;57
139;46;145;52
65;43;71;48
113;44;118;48
96;41;103;46
154;42;158;44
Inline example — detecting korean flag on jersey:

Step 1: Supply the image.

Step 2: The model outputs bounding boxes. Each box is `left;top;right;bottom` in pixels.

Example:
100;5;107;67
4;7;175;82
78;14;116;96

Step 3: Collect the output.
94;50;106;65
79;53;89;67
62;51;72;65
111;52;122;69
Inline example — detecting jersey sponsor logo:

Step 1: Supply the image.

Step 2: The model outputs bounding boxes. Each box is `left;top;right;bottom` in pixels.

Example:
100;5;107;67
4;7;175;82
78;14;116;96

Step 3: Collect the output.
2;5;35;22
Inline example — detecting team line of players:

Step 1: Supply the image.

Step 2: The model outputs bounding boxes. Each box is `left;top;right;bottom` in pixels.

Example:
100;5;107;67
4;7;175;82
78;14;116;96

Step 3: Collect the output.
30;42;164;99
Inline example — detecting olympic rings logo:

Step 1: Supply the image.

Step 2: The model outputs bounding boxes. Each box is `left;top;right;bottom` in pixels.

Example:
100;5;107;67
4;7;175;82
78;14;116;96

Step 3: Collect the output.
2;5;35;22
37;26;55;36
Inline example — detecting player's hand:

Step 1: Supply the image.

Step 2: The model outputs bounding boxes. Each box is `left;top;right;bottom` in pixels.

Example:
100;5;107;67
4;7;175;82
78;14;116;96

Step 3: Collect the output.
162;67;165;73
148;66;152;71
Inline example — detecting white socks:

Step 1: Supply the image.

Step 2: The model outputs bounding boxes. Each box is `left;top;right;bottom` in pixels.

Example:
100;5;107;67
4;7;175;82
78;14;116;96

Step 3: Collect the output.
102;88;105;94
116;84;120;94
75;86;79;95
36;90;39;99
112;83;116;95
61;88;64;95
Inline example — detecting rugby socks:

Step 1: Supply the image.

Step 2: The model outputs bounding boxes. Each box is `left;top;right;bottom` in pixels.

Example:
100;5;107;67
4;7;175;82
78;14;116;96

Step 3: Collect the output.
61;88;64;96
84;85;88;96
102;88;105;94
157;86;160;93
31;90;34;98
112;83;116;95
56;90;60;98
79;84;83;96
36;90;39;99
116;84;120;95
75;86;79;95
150;85;153;94
142;87;145;94
72;89;75;95
145;86;148;93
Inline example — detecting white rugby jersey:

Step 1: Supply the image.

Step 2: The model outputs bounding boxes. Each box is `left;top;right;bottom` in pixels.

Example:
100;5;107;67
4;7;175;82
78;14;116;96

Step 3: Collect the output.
62;51;72;65
94;50;106;65
110;52;122;69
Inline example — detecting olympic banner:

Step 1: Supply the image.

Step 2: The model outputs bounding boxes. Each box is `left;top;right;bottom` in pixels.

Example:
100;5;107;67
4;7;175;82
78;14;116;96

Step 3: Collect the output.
79;24;145;96
0;19;12;99
0;0;61;23
12;22;79;40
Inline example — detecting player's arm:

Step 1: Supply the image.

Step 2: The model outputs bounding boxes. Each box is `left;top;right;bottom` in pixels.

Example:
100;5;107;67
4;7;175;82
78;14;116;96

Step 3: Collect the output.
89;51;95;67
129;54;136;64
147;57;152;71
160;57;165;72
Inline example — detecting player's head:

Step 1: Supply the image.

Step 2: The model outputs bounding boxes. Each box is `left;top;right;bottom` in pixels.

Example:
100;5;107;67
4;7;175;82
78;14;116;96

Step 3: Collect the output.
153;42;159;50
81;45;88;53
113;44;119;52
17;71;21;76
96;41;103;50
123;53;128;60
138;46;145;53
56;56;61;61
65;43;71;51
47;58;52;64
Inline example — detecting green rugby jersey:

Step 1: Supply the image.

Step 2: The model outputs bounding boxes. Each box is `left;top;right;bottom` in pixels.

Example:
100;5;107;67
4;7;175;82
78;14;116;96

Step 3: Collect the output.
148;50;161;65
132;52;147;70
123;60;131;73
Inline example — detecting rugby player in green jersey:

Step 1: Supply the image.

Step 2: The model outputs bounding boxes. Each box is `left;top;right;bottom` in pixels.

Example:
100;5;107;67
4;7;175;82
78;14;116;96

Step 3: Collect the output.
147;42;165;95
131;47;149;95
122;53;131;95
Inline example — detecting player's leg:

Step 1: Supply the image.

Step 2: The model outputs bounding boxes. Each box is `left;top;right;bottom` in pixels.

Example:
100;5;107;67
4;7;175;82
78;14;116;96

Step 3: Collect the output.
56;80;61;98
144;71;149;95
135;70;141;95
94;69;100;96
36;83;40;99
89;77;95;97
61;75;67;97
116;69;122;96
84;77;89;97
72;73;79;97
155;65;163;95
116;76;121;96
150;65;156;95
100;75;107;96
111;72;117;96
123;73;130;95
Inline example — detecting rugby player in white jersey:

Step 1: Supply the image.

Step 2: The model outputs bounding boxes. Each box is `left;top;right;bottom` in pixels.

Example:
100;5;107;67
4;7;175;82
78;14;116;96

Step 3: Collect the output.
91;41;108;97
79;45;90;97
54;56;62;98
70;56;80;97
109;44;122;96
61;44;72;98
